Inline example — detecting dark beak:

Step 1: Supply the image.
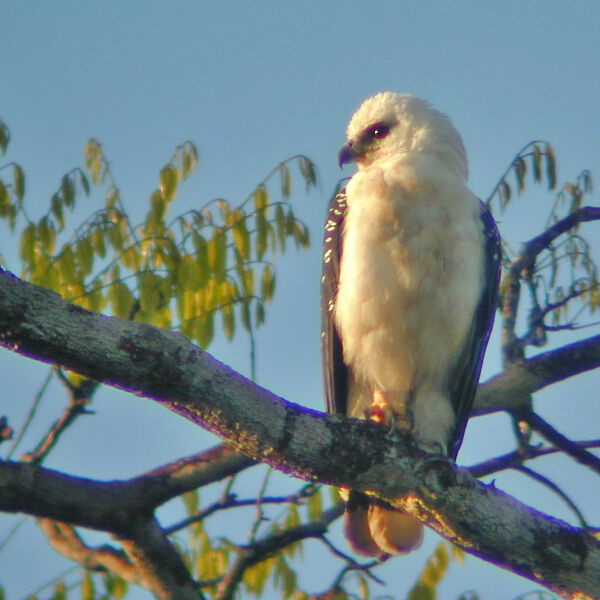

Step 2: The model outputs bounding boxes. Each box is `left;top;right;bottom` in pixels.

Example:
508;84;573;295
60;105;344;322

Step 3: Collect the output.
338;143;360;168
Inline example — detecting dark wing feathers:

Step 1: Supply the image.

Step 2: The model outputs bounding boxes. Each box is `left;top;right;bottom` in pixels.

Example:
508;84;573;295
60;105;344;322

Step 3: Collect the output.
447;201;502;459
321;189;349;416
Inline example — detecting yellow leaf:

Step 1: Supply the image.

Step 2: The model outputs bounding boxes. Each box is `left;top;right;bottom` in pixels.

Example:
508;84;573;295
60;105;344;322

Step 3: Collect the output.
81;570;95;600
160;164;179;203
275;203;286;250
207;228;227;281
76;237;94;274
254;185;269;212
221;304;235;339
92;227;106;258
232;216;250;260
37;217;56;254
306;487;323;522
261;265;275;302
19;223;35;266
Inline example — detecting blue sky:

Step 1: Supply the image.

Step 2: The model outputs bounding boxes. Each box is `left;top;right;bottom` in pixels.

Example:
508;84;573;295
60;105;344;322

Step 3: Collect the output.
2;2;599;598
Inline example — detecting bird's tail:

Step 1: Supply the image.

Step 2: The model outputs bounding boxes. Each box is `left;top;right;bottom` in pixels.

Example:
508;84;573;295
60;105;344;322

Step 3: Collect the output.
344;494;423;558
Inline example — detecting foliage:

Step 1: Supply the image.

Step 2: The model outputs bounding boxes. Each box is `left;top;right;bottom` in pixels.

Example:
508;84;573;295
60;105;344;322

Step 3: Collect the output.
487;141;598;350
0;120;316;349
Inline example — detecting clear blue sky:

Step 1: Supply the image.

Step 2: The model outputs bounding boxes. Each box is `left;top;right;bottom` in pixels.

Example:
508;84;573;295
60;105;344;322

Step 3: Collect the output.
2;2;599;598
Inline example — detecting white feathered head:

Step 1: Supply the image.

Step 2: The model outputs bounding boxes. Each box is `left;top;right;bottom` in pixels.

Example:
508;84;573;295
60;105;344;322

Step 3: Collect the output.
339;92;468;179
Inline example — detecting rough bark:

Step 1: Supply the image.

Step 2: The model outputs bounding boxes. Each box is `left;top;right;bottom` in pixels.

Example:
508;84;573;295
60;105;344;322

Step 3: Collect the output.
1;269;599;599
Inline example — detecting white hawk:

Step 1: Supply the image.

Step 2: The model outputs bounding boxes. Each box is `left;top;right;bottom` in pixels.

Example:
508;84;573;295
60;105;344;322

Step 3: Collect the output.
321;92;501;557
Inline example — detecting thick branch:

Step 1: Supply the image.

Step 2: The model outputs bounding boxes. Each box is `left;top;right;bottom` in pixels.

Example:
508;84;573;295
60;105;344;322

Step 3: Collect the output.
474;335;600;415
0;445;254;535
1;270;599;598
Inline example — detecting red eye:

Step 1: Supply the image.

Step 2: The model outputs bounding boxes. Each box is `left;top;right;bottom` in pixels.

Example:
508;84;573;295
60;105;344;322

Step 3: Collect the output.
366;122;390;140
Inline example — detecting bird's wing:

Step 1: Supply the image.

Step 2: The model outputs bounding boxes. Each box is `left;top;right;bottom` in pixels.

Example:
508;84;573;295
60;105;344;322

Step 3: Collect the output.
321;188;349;415
447;201;502;459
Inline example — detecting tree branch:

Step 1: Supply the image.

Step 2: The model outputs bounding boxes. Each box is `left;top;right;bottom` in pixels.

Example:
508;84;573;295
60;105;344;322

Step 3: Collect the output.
474;334;600;415
500;205;600;364
0;445;253;534
517;411;600;475
1;270;599;599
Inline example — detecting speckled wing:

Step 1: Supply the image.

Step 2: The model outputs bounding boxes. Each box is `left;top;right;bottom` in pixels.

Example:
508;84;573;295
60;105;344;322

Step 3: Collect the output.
321;188;349;416
447;201;502;459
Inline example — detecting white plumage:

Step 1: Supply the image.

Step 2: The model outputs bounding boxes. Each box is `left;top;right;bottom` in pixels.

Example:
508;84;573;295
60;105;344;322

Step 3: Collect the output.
321;92;501;557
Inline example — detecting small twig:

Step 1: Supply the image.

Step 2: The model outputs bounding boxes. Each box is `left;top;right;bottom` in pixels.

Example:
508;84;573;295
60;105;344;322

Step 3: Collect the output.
468;439;600;478
6;368;53;459
517;410;600;476
249;467;273;543
165;491;317;536
26;374;98;464
319;535;384;586
214;505;344;600
37;519;139;581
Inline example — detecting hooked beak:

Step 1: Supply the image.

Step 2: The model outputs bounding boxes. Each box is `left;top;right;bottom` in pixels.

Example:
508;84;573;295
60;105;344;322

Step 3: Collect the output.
338;143;361;168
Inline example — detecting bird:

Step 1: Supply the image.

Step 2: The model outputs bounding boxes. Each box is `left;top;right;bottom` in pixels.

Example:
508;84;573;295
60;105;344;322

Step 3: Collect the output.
321;92;501;558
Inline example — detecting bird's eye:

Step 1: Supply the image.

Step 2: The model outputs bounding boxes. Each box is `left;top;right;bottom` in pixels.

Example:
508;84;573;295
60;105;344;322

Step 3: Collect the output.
365;122;390;141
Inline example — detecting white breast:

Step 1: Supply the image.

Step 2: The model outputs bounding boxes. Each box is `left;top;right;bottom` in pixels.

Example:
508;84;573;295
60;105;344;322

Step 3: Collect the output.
334;155;484;446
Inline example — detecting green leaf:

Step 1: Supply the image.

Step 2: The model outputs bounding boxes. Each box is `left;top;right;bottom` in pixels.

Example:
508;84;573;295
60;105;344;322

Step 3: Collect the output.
274;555;297;599
76;236;94;274
261;265;275;302
106;186;119;209
110;281;136;319
279;163;292;198
532;144;542;182
275;203;286;251
92;227;106;258
37;217;56;254
195;312;215;348
299;156;317;190
0;179;8;210
255;300;265;325
0;121;10;154
207;228;227;281
232;214;251;260
256;209;268;260
61;174;75;208
51;193;65;230
221;304;235;339
241;300;251;331
217;198;231;222
51;580;67;600
19;223;36;266
546;143;557;189
139;272;161;313
240;267;254;296
254;184;268;212
79;170;90;196
13;164;25;202
160;164;179;203
85;139;103;184
514;157;526;192
182;490;199;516
306;486;323;521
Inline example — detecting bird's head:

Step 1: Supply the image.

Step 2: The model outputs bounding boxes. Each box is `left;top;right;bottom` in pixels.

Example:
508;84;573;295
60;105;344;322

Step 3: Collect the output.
338;92;468;179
